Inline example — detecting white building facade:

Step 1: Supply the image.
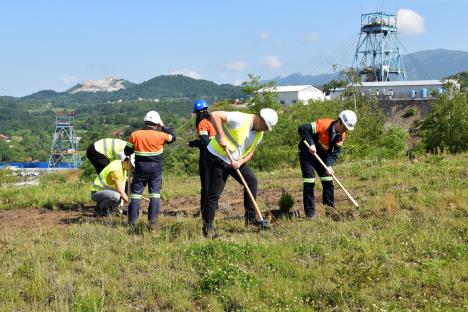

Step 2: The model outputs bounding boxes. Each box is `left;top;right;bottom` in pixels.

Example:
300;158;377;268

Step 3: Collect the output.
258;85;324;105
329;80;456;100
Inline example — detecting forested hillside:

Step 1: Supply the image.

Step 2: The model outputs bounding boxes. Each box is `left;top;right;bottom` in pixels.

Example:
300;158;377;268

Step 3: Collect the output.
21;75;243;105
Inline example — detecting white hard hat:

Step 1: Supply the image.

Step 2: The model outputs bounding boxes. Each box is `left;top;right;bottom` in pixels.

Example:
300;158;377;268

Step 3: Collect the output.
259;108;278;131
130;154;135;167
339;110;357;130
144;111;162;125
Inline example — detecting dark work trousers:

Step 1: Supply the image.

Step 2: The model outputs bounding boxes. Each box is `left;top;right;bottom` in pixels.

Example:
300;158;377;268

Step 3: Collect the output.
203;152;257;224
198;148;210;216
299;149;334;217
86;144;110;174
128;161;163;225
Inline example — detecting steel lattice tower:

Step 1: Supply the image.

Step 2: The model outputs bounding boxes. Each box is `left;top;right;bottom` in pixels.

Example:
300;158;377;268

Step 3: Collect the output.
48;112;81;168
353;12;407;82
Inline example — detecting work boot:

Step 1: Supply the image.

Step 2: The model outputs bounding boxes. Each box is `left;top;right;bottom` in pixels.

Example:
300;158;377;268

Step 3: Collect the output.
202;222;218;239
147;221;157;232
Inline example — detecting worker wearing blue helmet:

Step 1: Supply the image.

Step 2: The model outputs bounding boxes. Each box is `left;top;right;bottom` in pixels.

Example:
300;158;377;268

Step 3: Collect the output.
188;99;216;217
192;99;209;112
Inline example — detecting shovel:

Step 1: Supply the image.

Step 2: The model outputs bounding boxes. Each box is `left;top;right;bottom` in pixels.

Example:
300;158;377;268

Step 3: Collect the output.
225;149;269;229
303;140;359;209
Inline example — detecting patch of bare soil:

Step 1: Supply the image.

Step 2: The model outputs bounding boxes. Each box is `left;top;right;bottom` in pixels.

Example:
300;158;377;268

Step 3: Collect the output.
0;207;94;233
0;184;355;233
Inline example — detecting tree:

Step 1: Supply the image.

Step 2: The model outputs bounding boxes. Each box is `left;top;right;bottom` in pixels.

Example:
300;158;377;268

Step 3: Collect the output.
418;91;467;153
241;74;280;114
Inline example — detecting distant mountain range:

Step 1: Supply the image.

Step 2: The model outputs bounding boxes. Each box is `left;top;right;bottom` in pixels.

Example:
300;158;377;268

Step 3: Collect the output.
9;49;468;105
269;49;468;86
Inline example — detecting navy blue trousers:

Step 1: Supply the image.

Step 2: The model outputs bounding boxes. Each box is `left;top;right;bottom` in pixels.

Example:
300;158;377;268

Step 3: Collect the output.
128;161;163;225
299;149;334;217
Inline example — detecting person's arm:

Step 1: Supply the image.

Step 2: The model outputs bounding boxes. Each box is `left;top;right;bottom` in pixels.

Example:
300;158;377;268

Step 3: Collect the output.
230;147;256;169
188;139;201;148
161;126;176;144
110;171;129;203
324;138;343;169
298;123;317;154
124;144;134;156
188;134;210;148
115;179;129;203
124;135;134;156
210;111;228;148
188;121;212;148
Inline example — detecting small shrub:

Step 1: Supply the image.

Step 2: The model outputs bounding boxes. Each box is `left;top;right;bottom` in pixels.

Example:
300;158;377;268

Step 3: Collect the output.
402;107;417;118
278;190;294;212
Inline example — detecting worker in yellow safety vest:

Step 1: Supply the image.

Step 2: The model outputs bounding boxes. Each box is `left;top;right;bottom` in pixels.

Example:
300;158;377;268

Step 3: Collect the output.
90;153;130;216
202;108;278;238
86;138;128;174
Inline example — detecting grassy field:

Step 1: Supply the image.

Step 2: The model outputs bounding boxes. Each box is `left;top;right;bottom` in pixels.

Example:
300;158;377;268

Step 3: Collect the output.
0;154;466;311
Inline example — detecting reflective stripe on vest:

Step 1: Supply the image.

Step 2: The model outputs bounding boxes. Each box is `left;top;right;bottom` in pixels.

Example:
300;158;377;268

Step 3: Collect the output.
134;150;164;156
90;160;126;192
209;113;263;158
94;139;127;160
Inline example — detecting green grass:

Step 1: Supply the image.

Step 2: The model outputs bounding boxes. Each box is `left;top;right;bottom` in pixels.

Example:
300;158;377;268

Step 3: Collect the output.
0;154;467;310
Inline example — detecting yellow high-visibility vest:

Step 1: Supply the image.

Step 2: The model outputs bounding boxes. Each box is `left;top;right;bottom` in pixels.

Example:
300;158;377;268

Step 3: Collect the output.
90;160;126;192
94;138;127;160
209;112;263;160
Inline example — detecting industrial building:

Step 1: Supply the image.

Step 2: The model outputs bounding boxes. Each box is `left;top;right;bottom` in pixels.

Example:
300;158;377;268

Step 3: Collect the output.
328;79;457;100
258;85;324;105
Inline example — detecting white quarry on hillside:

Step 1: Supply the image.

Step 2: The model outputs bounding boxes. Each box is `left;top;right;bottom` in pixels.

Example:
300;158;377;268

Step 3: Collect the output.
69;76;127;94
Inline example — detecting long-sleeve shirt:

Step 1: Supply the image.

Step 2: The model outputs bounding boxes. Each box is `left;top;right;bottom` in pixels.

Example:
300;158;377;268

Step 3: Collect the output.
298;118;346;166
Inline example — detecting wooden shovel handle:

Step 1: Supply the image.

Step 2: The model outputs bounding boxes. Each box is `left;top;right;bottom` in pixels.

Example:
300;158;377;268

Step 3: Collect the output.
303;140;359;208
225;149;265;221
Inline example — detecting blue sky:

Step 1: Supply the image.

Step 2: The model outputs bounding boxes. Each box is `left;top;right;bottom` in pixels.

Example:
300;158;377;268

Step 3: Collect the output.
1;0;467;96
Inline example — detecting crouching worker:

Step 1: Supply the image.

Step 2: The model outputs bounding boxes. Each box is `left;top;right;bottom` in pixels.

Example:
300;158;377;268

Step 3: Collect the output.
298;110;357;218
90;152;129;216
86;138;128;174
124;111;176;227
203;108;278;238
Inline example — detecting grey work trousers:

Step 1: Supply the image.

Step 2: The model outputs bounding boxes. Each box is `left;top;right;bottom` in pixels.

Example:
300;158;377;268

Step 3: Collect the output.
91;190;121;215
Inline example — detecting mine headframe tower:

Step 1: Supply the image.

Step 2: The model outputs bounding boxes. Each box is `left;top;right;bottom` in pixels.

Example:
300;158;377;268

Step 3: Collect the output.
48;111;81;168
353;12;407;82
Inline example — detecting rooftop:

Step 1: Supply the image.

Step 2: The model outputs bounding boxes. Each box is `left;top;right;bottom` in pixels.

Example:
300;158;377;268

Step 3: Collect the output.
360;80;448;87
258;85;322;93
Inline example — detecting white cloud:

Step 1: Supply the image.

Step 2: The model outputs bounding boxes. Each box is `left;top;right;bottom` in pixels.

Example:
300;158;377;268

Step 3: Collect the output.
170;69;202;79
226;61;246;72
304;32;320;44
397;9;426;35
62;75;80;86
258;32;270;41
262;56;283;69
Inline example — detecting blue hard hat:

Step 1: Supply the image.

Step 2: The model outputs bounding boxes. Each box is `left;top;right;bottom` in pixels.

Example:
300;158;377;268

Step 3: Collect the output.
193;99;208;112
